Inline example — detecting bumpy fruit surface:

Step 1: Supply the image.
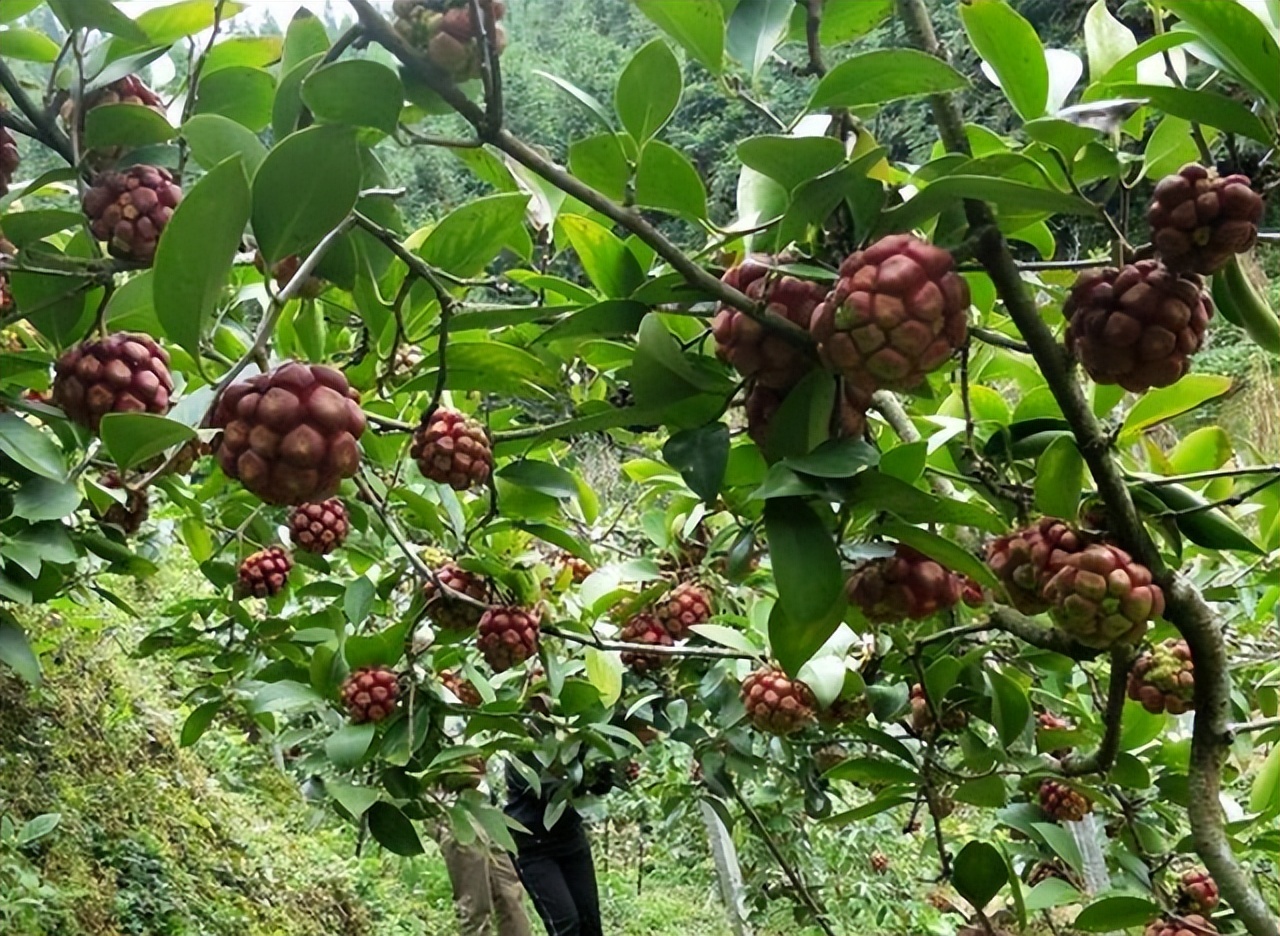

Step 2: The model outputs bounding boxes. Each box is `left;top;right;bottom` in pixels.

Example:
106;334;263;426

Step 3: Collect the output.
392;0;508;80
0;233;14;315
711;259;828;389
95;472;148;535
870;852;890;874
289;498;350;555
1149;163;1264;275
740;666;816;736
1037;711;1074;758
556;552;593;584
1064;261;1213;393
83;165;181;263
0;124;18;197
255;252;325;300
211;362;366;506
1144;916;1217;936
52;333;173;432
411;407;493;491
1039;780;1092;822
1128;638;1195;715
477;606;540;672
423;562;491;631
1043;544;1163;648
618;613;673;674
745;381;869;449
62;75;165;124
985;518;1089;615
625;760;642;783
237;546;293;599
342;667;399;723
810;234;969;393
819;696;870;726
1177;869;1220;914
910;683;967;736
654;581;712;640
439;670;482;708
846;545;962;623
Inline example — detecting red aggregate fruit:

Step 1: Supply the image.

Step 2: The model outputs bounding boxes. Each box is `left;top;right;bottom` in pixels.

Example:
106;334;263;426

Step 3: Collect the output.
846;544;962;623
556;552;593;584
1063;261;1213;393
342;667;400;723
82;165;182;263
1128;638;1196;715
411;407;493;491
439;670;482;708
1176;869;1220;915
237;546;293;599
870;852;890;874
211;362;366;506
95;471;148;535
391;0;508;81
619;613;673;674
985;518;1089;615
1043;544;1163;648
477;606;540;672
0;123;19;197
910;683;967;736
745;381;869;450
1143;916;1217;936
1039;779;1092;823
740;666;816;736
1148;163;1265;275
255;252;326;300
422;562;492;631
810;234;969;393
1037;711;1075;759
711;258;828;389
653;581;713;640
52;332;174;432
0;232;14;315
288;498;350;555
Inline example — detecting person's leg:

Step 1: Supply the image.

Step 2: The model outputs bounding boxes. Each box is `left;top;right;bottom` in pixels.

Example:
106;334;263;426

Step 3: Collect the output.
487;848;534;936
559;831;603;936
439;827;496;936
513;850;580;936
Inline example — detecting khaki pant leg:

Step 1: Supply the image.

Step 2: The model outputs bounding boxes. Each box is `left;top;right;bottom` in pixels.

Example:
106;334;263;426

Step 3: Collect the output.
488;850;534;936
440;829;496;936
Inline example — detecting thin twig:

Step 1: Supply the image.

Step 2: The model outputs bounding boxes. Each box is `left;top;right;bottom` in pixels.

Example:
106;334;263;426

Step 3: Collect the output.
542;624;758;661
970;326;1032;354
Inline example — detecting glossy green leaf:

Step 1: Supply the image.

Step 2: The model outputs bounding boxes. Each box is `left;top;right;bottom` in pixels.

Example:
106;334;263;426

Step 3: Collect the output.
878;520;999;591
879;175;1098;235
367;802;425;856
1142;115;1205;182
1035;434;1084;521
952;841;1008;911
846;472;1006;533
281;7;329;74
154;154;251;357
12;478;81;523
534;70;615;133
0;412;66;481
326;722;376;768
135;0;245;46
953;775;1009;808
961;0;1048;119
1251;743;1280;813
737;135;845;192
1103;82;1271;144
1163;0;1280;107
764;498;845;674
343;576;375;625
663;423;730;504
419;193;530;279
302;59;404;135
194;66;276;132
615;38;682;144
726;0;792;78
326;781;379;819
1167;426;1232;475
633;0;723;74
762;370;836;462
252;124;360;265
635;140;708;220
559;215;645;298
807;0;893;45
0;614;40;685
182;113;267;175
1140;483;1264;555
1083;0;1136;81
180;700;222;747
47;0;147;42
8;271;96;350
99;414;199;472
0;1;43;24
1120;375;1233;439
987;670;1031;748
272;51;324;140
824;758;920;786
1074;896;1160;932
0;26;59;61
568;133;630;202
1025;878;1082;912
204;35;283;73
498;460;580;500
83;102;176;149
810;49;969;110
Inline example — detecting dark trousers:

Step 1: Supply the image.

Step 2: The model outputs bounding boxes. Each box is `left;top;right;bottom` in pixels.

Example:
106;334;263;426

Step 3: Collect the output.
512;827;602;936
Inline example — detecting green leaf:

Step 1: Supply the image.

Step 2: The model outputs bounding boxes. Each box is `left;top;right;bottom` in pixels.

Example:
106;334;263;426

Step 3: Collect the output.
99;414;198;471
1140;483;1263;555
783;438;880;479
960;0;1048;120
252;124;360;265
952;841;1009;911
83;102;176;150
737;135;845;193
302;59;404;135
764;498;845;674
1167;426;1232;475
569;133;630;202
1250;743;1280;813
633;0;723;74
281;8;329;74
1103;82;1272;144
180;700;221;747
1142;114;1205;183
762;370;836;462
327;781;380;819
810;49;969;110
366;802;424;856
954;775;1009;808
1074;896;1160;932
689;623;759;655
824;758;920;786
804;0;893;45
204;35;283;74
154;154;251;357
1120;375;1233;439
536;300;647;344
194;65;276;132
498;460;580;499
47;0;148;42
12;478;80;523
1031;821;1084;872
131;1;245;45
878;520;1000;591
0;1;43;25
0;27;60;61
1035;435;1084;521
0;412;66;481
344;576;375;626
326;722;376;768
533;70;615;133
585;648;623;709
987;670;1031;749
1025;878;1083;912
182;113;267;175
879;175;1098;236
1084;0;1137;81
8;272;96;350
726;0;792;78
846;472;1005;533
17;812;60;844
419;192;530;279
615;38;682;144
663;423;730;504
272;51;325;140
1162;0;1280;108
0;615;41;685
559;215;645;298
635;140;708;220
